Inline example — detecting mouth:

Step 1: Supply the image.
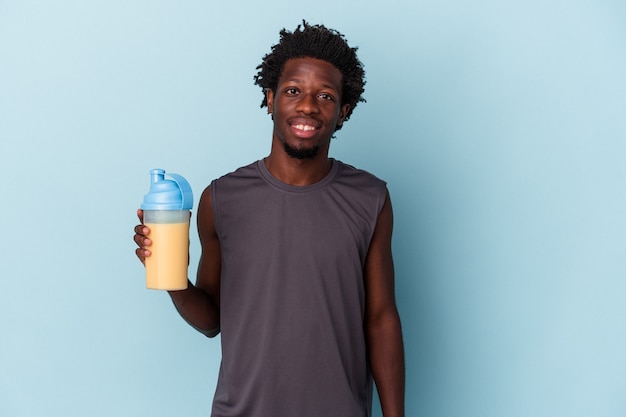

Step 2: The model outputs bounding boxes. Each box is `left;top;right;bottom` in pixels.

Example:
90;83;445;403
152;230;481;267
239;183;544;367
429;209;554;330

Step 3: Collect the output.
289;118;322;138
292;124;317;132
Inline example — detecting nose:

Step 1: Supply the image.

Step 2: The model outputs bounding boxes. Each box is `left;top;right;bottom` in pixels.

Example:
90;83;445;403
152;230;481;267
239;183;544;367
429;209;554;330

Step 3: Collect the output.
295;93;320;114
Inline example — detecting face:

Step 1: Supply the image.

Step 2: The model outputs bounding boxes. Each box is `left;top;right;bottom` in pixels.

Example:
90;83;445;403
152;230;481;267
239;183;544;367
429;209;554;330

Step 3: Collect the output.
267;57;350;160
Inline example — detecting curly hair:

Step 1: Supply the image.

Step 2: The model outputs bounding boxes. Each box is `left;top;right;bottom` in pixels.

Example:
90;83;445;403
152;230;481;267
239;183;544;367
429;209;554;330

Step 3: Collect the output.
254;21;366;131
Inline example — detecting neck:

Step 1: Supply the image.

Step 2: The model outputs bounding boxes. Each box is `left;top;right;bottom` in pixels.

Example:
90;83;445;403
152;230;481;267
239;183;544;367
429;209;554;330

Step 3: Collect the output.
264;140;332;186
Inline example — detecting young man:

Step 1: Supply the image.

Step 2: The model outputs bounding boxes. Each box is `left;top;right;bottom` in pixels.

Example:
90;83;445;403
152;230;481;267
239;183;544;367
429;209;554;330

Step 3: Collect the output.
134;21;405;417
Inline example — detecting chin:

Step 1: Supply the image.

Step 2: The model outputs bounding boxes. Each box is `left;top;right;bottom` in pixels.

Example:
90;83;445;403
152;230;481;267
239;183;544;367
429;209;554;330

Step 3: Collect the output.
283;142;320;159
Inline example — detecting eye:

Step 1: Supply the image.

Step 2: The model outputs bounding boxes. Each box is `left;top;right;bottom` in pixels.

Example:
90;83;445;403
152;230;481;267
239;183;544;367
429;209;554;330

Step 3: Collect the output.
319;93;335;101
284;87;299;95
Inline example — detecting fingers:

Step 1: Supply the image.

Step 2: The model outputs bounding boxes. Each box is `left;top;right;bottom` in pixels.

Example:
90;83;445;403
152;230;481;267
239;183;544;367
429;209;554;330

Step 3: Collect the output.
137;208;144;223
135;247;151;264
134;241;151;264
133;230;152;249
134;223;150;239
133;219;151;264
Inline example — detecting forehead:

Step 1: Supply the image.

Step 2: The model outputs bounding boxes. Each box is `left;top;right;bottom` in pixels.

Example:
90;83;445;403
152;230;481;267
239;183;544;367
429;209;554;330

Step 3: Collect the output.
279;57;343;89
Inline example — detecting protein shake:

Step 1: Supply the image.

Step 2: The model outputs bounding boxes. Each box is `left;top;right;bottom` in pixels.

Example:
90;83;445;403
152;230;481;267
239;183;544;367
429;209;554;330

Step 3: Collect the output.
140;169;193;290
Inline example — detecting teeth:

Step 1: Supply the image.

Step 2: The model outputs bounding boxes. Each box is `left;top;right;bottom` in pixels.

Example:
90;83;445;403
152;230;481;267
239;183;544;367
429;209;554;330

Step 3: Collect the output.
293;124;316;131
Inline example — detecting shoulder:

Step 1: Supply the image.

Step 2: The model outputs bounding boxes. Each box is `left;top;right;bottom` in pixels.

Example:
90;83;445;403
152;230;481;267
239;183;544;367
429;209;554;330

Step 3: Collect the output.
334;159;387;189
333;159;388;203
329;160;389;221
209;160;264;197
212;160;261;185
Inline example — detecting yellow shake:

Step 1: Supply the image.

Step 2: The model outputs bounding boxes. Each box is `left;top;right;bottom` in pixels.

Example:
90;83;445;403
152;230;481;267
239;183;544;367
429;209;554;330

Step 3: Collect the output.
145;220;190;290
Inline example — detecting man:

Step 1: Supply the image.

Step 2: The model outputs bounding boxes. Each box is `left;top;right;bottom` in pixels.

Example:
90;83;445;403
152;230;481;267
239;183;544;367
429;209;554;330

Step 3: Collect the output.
134;21;405;417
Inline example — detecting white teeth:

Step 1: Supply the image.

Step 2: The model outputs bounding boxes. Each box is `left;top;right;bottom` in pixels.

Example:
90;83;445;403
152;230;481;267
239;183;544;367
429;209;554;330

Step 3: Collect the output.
293;124;316;131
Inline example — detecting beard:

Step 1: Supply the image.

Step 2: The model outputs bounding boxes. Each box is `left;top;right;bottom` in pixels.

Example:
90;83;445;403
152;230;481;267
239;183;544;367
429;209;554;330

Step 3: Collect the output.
282;141;320;160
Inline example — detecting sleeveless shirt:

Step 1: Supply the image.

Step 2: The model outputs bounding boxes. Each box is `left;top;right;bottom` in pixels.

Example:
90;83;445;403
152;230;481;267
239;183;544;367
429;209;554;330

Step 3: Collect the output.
209;159;387;417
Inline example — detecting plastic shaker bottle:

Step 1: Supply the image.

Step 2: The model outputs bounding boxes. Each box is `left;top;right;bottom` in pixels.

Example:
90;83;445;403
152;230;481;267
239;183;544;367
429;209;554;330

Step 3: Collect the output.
140;169;193;290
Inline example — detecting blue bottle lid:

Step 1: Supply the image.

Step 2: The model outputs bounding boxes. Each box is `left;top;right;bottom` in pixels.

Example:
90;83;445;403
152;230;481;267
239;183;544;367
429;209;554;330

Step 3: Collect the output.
141;169;193;210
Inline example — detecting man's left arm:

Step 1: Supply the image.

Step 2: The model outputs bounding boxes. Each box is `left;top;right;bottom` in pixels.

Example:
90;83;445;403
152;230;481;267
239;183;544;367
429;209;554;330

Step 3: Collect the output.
364;190;405;417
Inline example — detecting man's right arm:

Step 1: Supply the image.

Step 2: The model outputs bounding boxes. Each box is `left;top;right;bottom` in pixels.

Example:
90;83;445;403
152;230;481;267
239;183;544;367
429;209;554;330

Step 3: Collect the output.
169;187;221;337
168;186;221;337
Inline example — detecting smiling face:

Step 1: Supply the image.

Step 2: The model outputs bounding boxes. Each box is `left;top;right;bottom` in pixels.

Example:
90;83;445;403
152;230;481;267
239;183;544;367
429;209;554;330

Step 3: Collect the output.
267;57;350;160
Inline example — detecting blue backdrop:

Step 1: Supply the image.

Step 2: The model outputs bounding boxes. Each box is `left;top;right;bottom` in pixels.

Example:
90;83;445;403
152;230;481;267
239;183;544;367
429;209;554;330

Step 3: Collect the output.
1;1;625;416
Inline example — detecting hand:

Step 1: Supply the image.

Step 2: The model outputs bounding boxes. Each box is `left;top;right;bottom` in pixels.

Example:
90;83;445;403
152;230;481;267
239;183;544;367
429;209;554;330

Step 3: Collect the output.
134;209;151;265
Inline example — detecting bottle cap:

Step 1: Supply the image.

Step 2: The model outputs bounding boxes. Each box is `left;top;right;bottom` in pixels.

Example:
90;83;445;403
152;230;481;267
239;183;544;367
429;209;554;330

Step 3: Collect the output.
140;169;193;210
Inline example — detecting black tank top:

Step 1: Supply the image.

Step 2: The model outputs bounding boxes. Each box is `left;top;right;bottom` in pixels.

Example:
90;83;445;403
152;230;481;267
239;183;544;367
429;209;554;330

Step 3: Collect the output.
210;159;387;417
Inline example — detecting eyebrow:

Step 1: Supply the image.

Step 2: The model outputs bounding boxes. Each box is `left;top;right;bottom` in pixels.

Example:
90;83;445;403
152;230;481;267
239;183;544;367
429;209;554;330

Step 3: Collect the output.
283;78;340;91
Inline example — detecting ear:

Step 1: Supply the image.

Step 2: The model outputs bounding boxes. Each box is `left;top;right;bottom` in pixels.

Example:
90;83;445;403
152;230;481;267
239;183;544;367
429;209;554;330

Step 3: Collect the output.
336;103;351;127
266;89;275;114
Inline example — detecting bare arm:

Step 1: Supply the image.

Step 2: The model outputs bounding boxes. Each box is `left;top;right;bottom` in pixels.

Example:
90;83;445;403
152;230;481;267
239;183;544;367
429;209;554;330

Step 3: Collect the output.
168;186;221;337
134;186;221;337
364;191;405;417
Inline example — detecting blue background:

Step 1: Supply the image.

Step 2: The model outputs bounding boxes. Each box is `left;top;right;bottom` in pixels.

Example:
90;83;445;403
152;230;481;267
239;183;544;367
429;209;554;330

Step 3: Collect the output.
1;1;625;416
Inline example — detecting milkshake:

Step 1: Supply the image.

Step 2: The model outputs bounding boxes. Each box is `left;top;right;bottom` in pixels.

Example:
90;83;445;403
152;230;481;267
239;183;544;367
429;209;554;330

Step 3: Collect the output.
141;169;194;290
144;211;190;290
